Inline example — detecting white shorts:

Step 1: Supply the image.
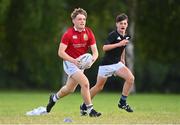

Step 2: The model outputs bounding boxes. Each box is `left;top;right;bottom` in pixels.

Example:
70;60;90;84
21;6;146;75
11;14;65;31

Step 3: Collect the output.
63;61;84;77
98;62;125;78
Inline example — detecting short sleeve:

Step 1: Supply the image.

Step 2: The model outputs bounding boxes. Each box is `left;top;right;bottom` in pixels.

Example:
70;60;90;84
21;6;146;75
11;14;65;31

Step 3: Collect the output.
104;32;115;45
87;28;96;46
61;32;70;45
90;32;96;45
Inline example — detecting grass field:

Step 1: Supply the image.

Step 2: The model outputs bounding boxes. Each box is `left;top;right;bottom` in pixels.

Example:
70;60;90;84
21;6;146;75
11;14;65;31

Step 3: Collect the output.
0;91;180;124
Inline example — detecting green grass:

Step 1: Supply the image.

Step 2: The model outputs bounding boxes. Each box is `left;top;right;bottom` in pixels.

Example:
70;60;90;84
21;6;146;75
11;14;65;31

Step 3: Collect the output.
0;91;180;124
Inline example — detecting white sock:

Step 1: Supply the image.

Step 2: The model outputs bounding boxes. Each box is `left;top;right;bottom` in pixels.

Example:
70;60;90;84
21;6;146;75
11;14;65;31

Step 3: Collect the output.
86;104;93;114
53;94;59;102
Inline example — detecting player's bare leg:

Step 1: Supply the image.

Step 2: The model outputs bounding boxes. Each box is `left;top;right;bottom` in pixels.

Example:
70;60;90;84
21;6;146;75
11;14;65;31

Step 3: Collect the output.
57;78;78;97
116;66;134;112
47;71;101;116
80;76;107;116
72;71;101;117
90;76;107;99
46;77;78;113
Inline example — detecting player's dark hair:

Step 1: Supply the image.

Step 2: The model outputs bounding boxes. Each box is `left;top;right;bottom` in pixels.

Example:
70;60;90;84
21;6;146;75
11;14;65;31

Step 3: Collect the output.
71;8;87;19
116;13;128;22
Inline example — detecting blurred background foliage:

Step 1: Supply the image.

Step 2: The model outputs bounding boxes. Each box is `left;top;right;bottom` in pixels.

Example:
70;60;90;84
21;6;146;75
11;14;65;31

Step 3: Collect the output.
0;0;180;93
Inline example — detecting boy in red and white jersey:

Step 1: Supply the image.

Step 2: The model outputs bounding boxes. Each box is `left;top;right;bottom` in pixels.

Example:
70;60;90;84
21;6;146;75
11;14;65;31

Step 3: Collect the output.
46;8;101;117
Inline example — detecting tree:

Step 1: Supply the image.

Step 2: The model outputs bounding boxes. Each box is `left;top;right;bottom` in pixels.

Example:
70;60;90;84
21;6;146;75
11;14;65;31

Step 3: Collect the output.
135;0;180;92
126;0;137;93
0;0;66;89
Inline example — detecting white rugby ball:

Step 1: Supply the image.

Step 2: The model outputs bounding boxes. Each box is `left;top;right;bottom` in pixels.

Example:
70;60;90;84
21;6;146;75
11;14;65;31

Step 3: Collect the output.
77;53;93;69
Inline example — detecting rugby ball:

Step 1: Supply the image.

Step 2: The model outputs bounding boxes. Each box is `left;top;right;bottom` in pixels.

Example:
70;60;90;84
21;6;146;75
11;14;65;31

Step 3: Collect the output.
77;53;93;69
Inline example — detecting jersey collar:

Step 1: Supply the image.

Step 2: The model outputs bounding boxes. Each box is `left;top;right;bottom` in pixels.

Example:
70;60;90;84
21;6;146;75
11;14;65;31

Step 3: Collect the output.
73;26;85;32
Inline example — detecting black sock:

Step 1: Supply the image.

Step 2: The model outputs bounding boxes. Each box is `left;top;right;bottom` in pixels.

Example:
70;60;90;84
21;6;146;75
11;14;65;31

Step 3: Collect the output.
120;95;127;105
81;102;87;110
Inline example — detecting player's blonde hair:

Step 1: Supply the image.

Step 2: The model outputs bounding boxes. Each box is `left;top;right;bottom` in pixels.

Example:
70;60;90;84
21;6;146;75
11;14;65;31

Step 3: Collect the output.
71;8;87;19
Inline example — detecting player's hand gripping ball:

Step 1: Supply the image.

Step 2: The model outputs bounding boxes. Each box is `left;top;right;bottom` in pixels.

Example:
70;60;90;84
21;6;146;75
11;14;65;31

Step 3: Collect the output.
77;53;93;69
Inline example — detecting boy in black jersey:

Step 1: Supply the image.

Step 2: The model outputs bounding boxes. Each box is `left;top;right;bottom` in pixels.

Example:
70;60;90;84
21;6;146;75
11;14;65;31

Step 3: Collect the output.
80;13;134;115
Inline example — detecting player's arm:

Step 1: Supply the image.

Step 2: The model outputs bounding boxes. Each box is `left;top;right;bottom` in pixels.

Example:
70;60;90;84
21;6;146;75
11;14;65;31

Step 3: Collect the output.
121;49;125;64
103;43;119;51
88;28;99;63
58;43;77;65
90;44;99;63
103;39;128;52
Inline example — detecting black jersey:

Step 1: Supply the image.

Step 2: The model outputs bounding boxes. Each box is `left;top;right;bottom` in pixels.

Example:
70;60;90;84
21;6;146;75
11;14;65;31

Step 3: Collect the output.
100;30;130;66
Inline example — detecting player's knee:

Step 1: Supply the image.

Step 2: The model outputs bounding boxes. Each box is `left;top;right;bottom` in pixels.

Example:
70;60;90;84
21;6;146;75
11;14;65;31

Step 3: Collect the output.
69;87;76;93
63;86;75;93
97;84;104;91
81;82;90;90
127;75;135;85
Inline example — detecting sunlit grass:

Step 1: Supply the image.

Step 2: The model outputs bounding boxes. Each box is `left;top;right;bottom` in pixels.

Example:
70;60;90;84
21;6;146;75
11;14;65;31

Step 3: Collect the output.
0;91;180;124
